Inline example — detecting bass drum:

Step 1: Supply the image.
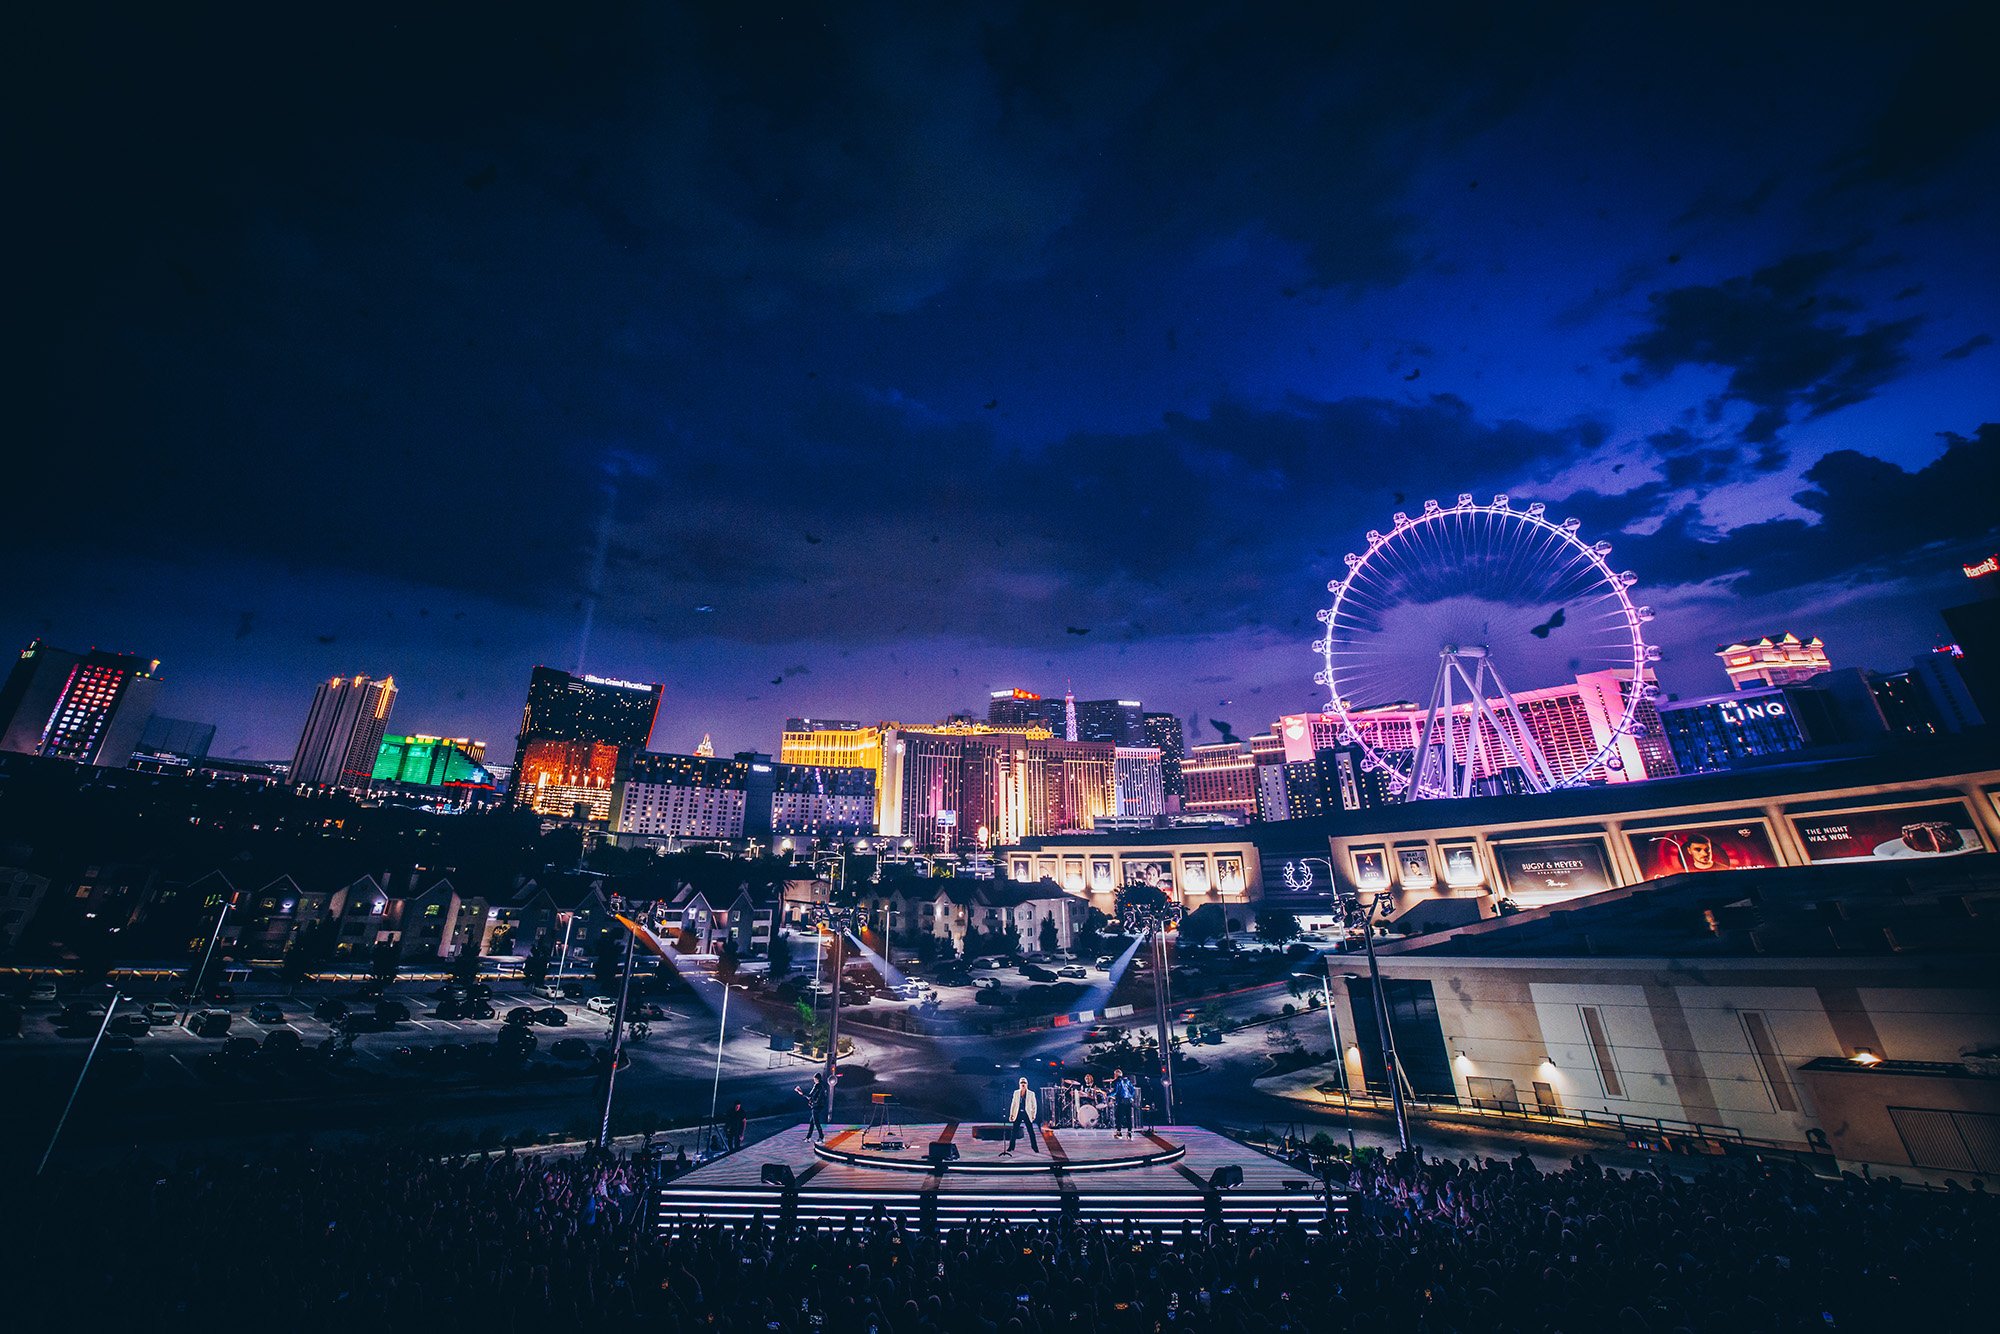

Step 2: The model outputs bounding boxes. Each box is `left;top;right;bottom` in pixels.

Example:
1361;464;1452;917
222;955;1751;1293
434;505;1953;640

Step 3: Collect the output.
1076;1102;1099;1128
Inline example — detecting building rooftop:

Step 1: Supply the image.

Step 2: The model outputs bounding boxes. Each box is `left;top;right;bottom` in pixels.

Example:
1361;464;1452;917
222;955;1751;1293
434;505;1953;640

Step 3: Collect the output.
1375;854;2000;961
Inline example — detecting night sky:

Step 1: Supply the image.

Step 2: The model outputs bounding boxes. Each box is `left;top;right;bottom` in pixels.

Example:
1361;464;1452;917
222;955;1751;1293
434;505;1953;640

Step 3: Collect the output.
11;3;1999;761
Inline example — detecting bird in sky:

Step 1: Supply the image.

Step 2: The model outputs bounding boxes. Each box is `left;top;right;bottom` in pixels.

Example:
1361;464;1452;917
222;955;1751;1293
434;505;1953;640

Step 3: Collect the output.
1529;608;1567;639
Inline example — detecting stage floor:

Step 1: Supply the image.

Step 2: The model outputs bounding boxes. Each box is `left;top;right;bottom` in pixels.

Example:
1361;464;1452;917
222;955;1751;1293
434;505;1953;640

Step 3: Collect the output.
658;1123;1341;1230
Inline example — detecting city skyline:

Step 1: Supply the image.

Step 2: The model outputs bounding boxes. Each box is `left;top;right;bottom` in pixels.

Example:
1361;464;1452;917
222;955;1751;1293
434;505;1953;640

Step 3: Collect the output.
9;5;1998;763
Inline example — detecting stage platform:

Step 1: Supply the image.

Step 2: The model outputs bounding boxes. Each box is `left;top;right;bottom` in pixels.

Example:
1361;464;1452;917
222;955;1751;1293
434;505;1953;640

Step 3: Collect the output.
658;1123;1344;1231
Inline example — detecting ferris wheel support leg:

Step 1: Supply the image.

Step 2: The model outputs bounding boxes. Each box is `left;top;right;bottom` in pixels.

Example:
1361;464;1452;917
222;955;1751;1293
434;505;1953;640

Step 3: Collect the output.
1481;659;1561;791
1406;655;1452;802
1450;659;1486;799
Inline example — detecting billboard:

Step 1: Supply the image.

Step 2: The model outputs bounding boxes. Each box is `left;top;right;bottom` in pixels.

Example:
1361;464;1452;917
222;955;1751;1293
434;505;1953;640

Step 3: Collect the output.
1790;802;1985;864
1351;848;1391;891
1122;858;1174;890
1494;839;1613;900
1396;846;1435;887
1632;823;1779;880
1438;843;1484;887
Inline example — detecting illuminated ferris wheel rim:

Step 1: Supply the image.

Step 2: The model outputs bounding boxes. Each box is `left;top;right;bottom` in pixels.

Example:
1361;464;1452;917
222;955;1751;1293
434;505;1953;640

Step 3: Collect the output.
1311;492;1656;791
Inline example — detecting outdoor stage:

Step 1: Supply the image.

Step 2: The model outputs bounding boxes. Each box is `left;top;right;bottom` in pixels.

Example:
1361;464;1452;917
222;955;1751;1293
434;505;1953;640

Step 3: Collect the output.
658;1123;1345;1231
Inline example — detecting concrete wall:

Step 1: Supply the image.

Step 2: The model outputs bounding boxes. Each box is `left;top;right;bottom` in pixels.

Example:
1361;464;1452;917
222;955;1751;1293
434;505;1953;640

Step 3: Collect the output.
1328;954;2000;1163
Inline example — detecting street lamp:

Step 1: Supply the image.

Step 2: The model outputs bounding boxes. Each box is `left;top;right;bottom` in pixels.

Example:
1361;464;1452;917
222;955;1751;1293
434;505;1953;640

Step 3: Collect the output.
708;977;746;1143
1118;896;1184;1125
1350;891;1411;1153
40;984;126;1175
803;903;868;1124
1292;970;1356;1157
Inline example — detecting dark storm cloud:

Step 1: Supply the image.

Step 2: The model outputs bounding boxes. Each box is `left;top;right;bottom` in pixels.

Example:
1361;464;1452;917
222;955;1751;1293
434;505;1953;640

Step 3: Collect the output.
1823;4;2000;190
1619;251;1923;445
1564;425;2000;598
593;391;1595;645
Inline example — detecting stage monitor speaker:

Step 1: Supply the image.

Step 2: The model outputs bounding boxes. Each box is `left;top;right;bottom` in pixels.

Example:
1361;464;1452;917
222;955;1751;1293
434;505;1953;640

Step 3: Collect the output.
1207;1164;1244;1190
761;1163;797;1188
927;1141;961;1167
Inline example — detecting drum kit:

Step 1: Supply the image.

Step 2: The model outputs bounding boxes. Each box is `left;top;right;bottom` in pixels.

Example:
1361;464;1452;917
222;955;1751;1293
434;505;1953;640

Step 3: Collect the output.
1042;1080;1107;1129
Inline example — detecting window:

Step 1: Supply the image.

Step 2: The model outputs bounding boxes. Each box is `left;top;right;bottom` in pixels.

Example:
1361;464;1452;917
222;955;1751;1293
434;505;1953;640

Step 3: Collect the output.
1740;1012;1798;1112
1578;1005;1623;1097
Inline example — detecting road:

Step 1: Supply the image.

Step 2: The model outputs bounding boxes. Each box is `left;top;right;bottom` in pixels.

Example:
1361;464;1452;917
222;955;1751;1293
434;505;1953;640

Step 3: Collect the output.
4;965;1667;1175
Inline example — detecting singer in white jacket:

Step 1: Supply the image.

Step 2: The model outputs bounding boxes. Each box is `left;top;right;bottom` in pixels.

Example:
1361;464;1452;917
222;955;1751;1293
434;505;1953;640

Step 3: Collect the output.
1002;1077;1039;1155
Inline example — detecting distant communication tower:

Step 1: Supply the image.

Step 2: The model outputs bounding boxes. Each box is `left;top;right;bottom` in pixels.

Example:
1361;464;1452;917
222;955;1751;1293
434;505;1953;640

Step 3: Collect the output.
1064;689;1078;743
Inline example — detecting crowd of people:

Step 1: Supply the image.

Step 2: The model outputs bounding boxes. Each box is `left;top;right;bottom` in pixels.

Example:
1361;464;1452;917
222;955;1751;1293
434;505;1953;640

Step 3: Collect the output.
8;1136;1990;1331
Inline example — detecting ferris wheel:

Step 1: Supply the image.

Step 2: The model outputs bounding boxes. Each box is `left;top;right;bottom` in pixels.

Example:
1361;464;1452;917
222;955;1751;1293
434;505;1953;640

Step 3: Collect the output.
1312;494;1658;800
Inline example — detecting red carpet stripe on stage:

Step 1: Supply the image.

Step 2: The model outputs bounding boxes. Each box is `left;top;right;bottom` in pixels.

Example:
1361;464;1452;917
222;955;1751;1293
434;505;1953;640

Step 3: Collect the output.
824;1128;864;1150
794;1162;826;1186
1144;1131;1177;1152
1043;1130;1069;1163
937;1121;960;1143
1173;1164;1212;1191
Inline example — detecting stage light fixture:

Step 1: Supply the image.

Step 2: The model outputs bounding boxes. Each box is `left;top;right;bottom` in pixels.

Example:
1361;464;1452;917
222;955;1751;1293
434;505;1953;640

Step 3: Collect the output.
1207;1164;1244;1190
927;1141;961;1166
760;1163;797;1188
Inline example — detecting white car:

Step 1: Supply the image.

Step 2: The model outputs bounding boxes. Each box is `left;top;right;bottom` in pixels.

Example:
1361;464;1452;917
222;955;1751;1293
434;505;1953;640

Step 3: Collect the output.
27;982;58;1003
143;1002;181;1025
973;977;1001;991
585;996;618;1015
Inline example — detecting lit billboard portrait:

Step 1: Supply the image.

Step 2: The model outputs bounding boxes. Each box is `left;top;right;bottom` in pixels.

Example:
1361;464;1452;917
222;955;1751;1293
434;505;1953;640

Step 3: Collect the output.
1633;823;1779;880
1791;802;1985;864
1351;848;1390;890
1395;846;1435;887
1438;843;1484;887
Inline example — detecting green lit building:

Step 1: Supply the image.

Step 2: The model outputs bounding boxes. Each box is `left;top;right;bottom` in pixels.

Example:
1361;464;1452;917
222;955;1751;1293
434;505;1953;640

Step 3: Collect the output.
373;734;492;788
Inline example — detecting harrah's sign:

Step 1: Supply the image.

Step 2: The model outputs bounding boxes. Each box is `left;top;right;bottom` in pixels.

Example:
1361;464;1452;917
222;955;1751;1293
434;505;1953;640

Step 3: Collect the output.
1965;554;2000;579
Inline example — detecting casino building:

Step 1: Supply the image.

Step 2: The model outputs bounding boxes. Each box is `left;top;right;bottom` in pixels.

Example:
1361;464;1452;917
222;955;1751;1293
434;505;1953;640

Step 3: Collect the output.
1012;737;2000;934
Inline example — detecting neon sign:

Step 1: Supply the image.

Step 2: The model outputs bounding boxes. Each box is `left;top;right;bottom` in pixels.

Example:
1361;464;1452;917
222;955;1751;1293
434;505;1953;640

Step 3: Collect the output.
1964;555;1999;579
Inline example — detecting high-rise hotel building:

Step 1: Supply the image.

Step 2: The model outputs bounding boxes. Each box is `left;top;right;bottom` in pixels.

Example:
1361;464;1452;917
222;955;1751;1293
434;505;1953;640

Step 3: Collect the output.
1143;712;1186;798
510;667;663;820
289;674;398;792
0;640;162;768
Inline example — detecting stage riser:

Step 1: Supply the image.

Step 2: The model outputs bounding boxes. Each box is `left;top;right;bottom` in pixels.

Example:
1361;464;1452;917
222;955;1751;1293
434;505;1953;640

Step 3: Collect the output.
659;1190;1339;1229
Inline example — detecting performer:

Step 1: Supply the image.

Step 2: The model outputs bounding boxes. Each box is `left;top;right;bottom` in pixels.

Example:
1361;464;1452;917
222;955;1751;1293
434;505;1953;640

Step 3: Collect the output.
724;1100;747;1153
1109;1068;1138;1139
1001;1077;1039;1156
796;1071;831;1142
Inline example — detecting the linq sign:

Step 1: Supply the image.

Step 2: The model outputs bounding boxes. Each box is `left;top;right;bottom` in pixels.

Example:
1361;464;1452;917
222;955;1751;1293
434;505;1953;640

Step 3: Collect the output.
1720;699;1786;722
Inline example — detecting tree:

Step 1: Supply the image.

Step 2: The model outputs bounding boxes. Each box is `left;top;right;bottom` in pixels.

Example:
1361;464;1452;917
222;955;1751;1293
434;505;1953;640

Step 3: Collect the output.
524;933;554;988
281;921;331;993
717;935;740;982
1038;913;1060;956
450;935;486;987
592;928;625;995
1254;909;1301;946
368;938;403;987
766;929;794;977
1073;906;1109;960
1180;903;1227;947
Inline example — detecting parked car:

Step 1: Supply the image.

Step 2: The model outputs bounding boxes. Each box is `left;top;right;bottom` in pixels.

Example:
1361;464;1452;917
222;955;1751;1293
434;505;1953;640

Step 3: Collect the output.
373;1000;411;1022
973;977;1001;991
505;1006;538;1025
187;1009;233;1037
339;1013;393;1034
248;1001;285;1024
634;1002;669;1021
1094;956;1115;969
59;1002;108;1027
261;1028;304;1056
314;999;350;1023
971;956;1011;970
172;983;234;1003
1057;965;1088;979
27;981;58;1003
532;1007;568;1026
497;1025;538;1057
1082;1025;1122;1043
221;1035;260;1058
560;983;589;999
109;1012;152;1037
550;1037;591;1060
585;995;617;1015
528;984;562;1001
143;1001;182;1025
467;1000;495;1019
